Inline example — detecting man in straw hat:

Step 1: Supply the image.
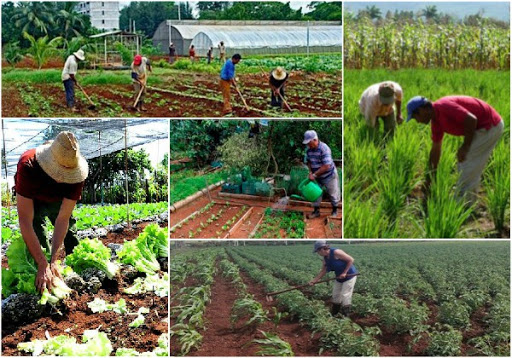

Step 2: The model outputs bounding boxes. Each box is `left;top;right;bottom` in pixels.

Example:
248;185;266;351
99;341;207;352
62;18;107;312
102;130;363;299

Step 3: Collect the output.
269;67;289;108
14;132;88;293
359;81;403;138
62;49;85;112
303;130;340;219
131;54;152;112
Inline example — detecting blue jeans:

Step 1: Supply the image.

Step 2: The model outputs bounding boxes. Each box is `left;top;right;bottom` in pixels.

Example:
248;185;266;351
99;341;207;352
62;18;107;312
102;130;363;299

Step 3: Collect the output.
63;79;75;108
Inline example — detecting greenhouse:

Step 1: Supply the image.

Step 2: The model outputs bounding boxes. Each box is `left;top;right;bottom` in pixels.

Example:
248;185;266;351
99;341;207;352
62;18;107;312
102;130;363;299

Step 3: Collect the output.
152;20;342;56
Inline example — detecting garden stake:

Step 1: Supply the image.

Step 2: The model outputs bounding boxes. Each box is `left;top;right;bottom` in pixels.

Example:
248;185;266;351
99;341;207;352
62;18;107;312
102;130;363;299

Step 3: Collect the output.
265;273;360;302
76;83;97;110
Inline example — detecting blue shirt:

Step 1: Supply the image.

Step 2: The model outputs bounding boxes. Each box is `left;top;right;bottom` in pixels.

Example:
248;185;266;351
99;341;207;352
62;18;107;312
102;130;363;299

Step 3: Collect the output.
306;141;335;181
324;248;358;283
220;59;236;80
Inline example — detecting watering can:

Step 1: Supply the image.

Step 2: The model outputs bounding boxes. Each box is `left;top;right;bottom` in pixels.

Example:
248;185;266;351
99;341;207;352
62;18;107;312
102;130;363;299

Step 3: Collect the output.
296;178;323;202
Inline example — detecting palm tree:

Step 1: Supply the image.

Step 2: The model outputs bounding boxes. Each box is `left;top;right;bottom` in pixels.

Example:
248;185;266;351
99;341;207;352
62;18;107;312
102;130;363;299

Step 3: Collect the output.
365;5;382;20
421;5;439;21
54;2;88;41
23;32;63;69
3;42;24;67
13;2;54;37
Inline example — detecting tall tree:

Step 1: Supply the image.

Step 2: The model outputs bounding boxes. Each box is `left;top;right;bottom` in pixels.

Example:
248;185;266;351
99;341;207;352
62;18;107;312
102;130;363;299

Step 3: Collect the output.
421;5;439;21
304;1;342;21
12;2;54;37
23;32;63;69
364;5;382;20
53;2;90;41
120;2;177;38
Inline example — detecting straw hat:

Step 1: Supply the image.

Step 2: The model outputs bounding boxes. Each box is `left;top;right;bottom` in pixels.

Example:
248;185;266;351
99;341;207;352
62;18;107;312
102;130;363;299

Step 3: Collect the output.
35;132;89;184
272;67;287;81
73;49;85;61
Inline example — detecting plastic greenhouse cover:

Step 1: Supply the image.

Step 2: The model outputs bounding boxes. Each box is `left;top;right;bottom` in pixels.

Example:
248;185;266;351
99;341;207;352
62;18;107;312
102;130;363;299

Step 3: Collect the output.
1;119;168;177
184;25;342;49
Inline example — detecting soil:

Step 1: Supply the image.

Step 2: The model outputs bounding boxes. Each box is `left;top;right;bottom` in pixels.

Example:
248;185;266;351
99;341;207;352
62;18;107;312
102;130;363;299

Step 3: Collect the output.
1;85;28;117
171;186;341;238
3;71;341;118
1;220;169;356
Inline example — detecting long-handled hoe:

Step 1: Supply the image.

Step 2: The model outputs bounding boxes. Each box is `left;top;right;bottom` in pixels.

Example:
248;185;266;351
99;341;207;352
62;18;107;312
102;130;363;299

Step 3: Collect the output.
233;81;250;113
76;83;97;110
265;273;360;302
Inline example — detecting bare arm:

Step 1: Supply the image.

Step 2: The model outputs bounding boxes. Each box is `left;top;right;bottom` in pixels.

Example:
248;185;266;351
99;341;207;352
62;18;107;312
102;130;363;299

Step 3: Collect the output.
313;164;331;178
309;262;327;285
396;99;403;124
457;113;477;162
333;249;354;278
424;141;442;195
50;198;77;264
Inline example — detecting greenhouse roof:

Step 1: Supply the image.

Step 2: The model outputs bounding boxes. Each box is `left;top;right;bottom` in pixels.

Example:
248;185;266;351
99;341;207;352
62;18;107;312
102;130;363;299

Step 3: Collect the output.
1;119;167;177
180;25;341;48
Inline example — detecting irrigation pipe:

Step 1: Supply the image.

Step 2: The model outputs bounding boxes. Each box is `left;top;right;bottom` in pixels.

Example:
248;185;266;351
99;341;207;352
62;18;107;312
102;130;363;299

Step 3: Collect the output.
170;181;224;212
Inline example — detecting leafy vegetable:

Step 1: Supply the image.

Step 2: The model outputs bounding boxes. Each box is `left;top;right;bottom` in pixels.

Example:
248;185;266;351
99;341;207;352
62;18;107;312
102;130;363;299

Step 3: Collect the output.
87;298;128;314
129;315;145;328
65;238;119;279
124;273;168;297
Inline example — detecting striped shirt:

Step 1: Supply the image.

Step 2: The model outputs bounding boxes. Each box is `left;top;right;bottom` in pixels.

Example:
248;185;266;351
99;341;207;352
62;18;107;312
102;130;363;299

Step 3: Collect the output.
306;141;335;181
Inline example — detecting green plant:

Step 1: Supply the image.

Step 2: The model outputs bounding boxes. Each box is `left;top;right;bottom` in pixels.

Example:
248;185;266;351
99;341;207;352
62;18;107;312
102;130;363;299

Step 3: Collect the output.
3;41;24;66
249;331;294;356
23;32;63;69
426;324;463;356
231;297;268;327
65;238;119;279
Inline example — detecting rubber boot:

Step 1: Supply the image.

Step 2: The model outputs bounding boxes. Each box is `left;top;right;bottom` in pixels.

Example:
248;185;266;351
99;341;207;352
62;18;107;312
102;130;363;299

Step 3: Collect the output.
331;303;341;317
342;305;351;318
308;207;321;219
331;207;338;218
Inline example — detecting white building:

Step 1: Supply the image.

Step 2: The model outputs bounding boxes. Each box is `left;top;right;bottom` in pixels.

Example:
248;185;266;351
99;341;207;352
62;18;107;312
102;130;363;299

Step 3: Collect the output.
77;2;120;31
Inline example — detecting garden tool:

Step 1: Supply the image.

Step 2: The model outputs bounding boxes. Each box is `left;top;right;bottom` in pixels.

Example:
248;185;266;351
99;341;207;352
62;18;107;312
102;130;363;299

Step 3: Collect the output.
233;81;250;112
265;273;360;302
258;65;292;111
76;83;97;110
132;83;145;110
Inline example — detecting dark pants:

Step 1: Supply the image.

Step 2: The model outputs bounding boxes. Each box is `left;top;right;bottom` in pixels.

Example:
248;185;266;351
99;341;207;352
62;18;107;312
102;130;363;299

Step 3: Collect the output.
33;200;79;256
63;79;75;108
271;87;285;107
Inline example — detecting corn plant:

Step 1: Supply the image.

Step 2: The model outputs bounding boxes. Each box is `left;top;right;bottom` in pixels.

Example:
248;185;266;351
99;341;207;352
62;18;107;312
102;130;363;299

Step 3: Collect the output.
170;323;203;356
484;141;510;233
230;297;268;328
249;331;294;357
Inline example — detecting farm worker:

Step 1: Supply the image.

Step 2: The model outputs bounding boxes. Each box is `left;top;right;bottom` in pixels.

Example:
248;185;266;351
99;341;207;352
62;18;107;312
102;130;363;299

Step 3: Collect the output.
61;49;85;112
309;241;358;317
218;41;226;63
207;47;213;64
14;132;88;293
189;45;196;62
169;42;176;64
269;67;289;108
303;130;340;219
131;54;152;112
406;95;504;204
219;53;242;116
359;81;403;138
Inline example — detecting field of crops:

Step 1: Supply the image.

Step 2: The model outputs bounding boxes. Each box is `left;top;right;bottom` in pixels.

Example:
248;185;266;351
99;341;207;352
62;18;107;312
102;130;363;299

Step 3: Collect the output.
2;55;341;118
170;241;510;356
344;19;510;70
344;69;510;238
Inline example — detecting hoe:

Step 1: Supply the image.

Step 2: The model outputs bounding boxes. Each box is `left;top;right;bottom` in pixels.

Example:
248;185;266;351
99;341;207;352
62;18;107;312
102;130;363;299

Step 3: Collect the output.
265;273;360;302
76;83;97;110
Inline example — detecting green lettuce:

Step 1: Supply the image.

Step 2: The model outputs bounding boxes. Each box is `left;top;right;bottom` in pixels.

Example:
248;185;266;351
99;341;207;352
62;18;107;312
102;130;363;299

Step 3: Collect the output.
124;273;168;297
87;298;128;314
65;238;119;279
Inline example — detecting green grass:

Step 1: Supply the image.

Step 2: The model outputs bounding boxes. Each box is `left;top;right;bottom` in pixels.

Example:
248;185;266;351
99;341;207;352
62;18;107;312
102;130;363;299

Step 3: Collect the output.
170;170;227;204
344;69;510;238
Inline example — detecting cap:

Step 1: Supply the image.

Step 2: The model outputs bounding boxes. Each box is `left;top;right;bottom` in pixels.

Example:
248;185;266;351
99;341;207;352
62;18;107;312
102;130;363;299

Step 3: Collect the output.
378;83;395;105
303;130;318;144
313;240;327;253
406;96;429;122
134;55;142;66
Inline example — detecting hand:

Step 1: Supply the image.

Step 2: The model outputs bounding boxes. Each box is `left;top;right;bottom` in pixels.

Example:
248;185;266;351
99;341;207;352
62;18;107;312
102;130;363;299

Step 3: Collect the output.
36;262;54;293
337;273;347;280
457;145;469;163
309;173;316;181
397;114;404;125
50;262;63;280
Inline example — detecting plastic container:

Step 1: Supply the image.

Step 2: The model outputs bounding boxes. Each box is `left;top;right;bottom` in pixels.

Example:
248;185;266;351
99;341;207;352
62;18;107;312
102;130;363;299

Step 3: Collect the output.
298;179;323;202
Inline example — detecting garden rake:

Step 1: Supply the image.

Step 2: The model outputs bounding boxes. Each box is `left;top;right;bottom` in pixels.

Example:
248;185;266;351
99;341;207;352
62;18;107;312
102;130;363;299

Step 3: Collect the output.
76;83;97;110
265;273;360;302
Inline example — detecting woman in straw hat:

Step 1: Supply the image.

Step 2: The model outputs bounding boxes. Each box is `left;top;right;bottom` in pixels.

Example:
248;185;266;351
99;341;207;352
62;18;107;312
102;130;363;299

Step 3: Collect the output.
14;132;88;293
269;67;289;108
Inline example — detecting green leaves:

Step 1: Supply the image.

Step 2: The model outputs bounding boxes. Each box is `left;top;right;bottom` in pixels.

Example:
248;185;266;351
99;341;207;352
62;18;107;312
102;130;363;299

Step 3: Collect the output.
65;238;120;279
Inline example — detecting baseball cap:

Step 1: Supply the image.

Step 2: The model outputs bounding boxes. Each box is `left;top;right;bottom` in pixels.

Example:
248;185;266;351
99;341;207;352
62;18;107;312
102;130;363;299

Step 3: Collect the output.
406;96;429;122
134;55;142;65
303;130;318;144
378;83;395;105
313;240;327;253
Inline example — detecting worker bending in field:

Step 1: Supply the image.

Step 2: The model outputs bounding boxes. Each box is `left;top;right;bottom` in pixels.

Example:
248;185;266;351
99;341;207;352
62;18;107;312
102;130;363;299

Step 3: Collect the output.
131;54;152;112
219;54;242;116
61;49;85;112
310;241;358;317
269;67;289;108
303;130;340;219
14;132;88;293
359;81;403;139
406;95;504;205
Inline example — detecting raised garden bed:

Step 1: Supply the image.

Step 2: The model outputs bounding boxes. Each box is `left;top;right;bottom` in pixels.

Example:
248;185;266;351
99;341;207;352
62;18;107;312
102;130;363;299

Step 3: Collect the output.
250;208;306;238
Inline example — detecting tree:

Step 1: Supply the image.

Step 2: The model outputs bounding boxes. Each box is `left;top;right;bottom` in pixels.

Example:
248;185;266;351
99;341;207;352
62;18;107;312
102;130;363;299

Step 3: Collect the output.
198;2;302;21
304;1;342;21
421;5;439;22
120;2;177;38
364;5;382;20
3;42;24;67
23;32;63;69
2;2;21;45
12;2;54;37
53;2;90;42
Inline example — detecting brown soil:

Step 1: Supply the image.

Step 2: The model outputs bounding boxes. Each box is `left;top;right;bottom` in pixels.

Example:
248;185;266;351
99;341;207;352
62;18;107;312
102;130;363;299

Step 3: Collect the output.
171;186;341;239
228;207;265;238
3;70;341;118
2;84;28;117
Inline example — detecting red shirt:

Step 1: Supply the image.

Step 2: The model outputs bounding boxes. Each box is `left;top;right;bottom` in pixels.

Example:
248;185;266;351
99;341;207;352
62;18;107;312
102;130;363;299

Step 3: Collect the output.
431;96;502;143
14;149;84;202
189;49;195;57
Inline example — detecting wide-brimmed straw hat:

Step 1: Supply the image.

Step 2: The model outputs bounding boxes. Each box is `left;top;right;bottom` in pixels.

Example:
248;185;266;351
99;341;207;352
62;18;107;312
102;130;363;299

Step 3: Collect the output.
35;132;89;184
272;67;287;81
73;49;85;61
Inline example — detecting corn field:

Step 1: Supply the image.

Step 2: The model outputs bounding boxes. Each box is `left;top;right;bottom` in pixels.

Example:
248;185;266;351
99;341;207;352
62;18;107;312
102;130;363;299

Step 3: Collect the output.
343;69;510;238
344;18;510;70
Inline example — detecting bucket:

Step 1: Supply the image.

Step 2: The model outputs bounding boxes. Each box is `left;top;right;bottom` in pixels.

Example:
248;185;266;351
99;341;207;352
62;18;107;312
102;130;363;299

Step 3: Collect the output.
298;179;323;202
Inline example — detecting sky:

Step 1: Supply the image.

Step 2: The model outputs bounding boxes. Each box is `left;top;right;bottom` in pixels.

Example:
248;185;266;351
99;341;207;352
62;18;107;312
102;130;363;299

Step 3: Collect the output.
344;2;510;22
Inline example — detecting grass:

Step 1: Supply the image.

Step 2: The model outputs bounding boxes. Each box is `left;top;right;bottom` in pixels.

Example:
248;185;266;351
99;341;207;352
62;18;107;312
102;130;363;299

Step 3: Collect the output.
344;69;510;238
170;170;226;204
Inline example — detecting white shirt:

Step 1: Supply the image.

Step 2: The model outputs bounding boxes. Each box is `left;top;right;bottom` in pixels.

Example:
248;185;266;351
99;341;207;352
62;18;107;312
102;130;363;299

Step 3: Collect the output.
131;57;149;82
359;81;403;127
62;55;78;81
